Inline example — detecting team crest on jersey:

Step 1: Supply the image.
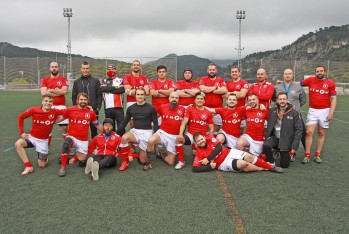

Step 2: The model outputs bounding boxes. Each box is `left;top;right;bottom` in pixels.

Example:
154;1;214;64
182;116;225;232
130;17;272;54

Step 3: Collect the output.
215;83;219;87
257;112;263;117
177;110;183;115
111;136;115;140
57;81;62;86
236;85;241;90
85;113;90;119
244;84;249;88
164;84;168;89
323;84;328;89
48;114;54;119
201;114;207;120
233;113;238;118
140;80;144;85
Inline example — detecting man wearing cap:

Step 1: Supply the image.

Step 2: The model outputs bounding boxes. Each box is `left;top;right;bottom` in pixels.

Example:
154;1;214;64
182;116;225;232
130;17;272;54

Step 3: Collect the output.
100;64;125;134
176;67;200;107
85;118;122;181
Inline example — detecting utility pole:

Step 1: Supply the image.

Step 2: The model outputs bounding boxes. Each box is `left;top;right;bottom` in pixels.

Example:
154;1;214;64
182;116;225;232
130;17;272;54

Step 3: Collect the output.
63;8;73;79
236;10;246;70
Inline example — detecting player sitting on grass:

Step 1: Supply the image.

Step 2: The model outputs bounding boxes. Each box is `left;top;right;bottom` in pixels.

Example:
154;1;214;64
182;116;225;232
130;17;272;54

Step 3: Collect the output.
192;132;283;173
85;118;121;181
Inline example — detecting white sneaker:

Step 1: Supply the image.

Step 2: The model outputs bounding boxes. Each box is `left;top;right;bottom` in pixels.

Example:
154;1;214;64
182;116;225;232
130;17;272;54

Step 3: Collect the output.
85;157;94;174
21;167;33;176
175;161;185;170
91;161;99;181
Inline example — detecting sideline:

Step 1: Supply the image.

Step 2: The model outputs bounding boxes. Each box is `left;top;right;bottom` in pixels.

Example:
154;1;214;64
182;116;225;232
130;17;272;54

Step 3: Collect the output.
3;146;15;152
215;171;247;234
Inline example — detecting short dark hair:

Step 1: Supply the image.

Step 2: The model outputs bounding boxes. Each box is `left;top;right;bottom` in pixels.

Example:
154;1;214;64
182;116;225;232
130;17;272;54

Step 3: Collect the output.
82;61;89;66
194;91;206;99
77;92;89;101
248;93;258;98
42;94;54;99
231;66;240;72
157;65;167;72
316;65;326;72
277;91;288;98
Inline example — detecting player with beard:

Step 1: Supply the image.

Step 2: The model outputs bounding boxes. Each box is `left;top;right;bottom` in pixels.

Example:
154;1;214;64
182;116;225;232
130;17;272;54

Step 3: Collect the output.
177;92;214;157
236;93;269;157
300;66;337;164
16;94;64;175
199;63;227;135
192;133;283;173
116;88;158;171
84;118;122;181
248;68;274;109
176;67;200;107
224;66;249;107
56;93;103;177
146;92;186;168
40;62;69;145
205;93;246;149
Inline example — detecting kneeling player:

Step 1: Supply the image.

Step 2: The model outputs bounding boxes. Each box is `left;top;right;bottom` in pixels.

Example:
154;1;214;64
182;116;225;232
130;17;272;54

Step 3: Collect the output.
192;132;282;173
85;118;121;181
15;94;64;175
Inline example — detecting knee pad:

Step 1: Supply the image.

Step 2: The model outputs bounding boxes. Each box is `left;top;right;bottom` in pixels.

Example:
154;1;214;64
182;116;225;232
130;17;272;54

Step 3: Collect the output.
78;160;86;167
37;152;48;162
62;137;73;154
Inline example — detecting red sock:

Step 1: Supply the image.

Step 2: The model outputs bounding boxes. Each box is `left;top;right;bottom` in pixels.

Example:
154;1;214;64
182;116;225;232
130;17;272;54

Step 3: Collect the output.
175;144;184;163
259;154;267;160
73;155;79;161
61;153;69;169
24;161;32;167
120;147;130;164
254;157;272;170
48;134;52;147
315;151;321;157
305;152;311;158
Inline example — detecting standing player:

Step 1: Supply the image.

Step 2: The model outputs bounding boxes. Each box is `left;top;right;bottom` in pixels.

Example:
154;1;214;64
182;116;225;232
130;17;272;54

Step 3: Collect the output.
85;118;122;181
72;61;102;139
56;93;103;177
116;88;158;171
177;92;214;153
236;93;269;157
123;60;150;109
224;66;249;107
300;66;337;163
199;63;227;134
176;67;200;107
146;92;186;168
192;133;282;173
248;68;274;109
149;65;176;117
205;93;246;149
40;62;69;144
100;64;125;133
15;94;64;175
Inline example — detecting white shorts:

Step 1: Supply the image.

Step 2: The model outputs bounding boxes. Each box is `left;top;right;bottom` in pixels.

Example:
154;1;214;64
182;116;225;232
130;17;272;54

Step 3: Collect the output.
158;116;162;126
218;149;247;172
66;135;88;155
240;134;263;156
52;105;68;125
218;129;238;149
126;102;136;109
130;129;153;150
156;129;177;154
306;108;330;128
213;113;222;125
27;135;49;154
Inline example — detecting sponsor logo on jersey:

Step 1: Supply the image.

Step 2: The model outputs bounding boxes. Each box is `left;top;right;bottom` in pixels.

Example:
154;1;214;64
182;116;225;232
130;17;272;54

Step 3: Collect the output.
34;119;55;125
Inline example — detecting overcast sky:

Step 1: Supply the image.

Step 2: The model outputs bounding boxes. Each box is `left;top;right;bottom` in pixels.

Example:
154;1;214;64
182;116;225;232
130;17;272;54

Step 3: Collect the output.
1;0;348;61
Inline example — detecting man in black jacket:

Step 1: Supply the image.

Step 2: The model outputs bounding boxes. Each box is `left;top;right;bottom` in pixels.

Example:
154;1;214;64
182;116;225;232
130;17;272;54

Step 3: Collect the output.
263;91;303;168
100;64;125;134
72;61;102;138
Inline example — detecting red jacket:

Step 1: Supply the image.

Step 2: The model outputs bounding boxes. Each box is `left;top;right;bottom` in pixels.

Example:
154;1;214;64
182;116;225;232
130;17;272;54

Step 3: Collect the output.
87;132;121;157
248;81;274;109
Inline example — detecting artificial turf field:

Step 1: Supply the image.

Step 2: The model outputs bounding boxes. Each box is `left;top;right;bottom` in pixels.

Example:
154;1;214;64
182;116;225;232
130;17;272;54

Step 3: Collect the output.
0;91;348;233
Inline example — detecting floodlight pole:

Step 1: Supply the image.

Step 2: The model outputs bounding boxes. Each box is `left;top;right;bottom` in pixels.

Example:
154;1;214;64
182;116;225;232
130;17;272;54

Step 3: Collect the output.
63;8;73;79
235;10;246;69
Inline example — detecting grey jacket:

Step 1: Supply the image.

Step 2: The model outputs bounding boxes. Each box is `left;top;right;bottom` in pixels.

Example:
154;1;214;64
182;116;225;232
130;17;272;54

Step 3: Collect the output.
265;103;303;151
273;82;306;112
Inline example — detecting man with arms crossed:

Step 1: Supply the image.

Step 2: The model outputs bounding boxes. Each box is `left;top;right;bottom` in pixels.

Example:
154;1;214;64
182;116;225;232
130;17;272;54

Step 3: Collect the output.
176;67;200;107
15;94;64;175
300;66;336;163
40;62;69;144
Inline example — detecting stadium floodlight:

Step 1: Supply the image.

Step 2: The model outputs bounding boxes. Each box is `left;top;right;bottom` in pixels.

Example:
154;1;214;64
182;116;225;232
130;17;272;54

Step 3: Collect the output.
63;8;73;79
235;10;246;70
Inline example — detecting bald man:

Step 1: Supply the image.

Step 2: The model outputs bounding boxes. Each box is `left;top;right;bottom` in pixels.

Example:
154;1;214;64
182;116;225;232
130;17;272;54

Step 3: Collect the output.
248;68;274;109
